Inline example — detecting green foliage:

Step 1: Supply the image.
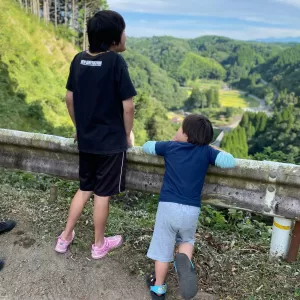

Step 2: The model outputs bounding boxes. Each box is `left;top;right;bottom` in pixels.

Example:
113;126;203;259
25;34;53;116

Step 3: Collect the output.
176;52;226;85
0;0;76;135
257;45;300;96
223;91;300;164
127;36;191;80
251;147;296;164
274;89;298;108
276;45;300;66
123;50;186;109
221;127;248;158
200;205;271;240
0;1;181;141
185;87;220;109
133;94;178;145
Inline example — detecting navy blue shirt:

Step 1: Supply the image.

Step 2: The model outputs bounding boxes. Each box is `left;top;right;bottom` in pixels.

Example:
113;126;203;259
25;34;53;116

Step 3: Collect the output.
155;141;220;207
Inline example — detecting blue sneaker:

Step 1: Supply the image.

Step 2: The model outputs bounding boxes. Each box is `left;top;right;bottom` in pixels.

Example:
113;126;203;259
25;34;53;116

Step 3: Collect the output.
146;272;167;299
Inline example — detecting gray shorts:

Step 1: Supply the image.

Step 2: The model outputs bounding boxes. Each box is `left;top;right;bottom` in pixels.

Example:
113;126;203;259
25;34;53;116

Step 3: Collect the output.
147;202;200;263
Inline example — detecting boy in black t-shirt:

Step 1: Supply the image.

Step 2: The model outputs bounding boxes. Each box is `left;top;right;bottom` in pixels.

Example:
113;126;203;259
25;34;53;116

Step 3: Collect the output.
55;11;137;259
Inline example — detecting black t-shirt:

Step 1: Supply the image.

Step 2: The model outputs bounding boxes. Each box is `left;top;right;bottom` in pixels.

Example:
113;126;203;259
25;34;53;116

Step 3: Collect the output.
66;51;137;154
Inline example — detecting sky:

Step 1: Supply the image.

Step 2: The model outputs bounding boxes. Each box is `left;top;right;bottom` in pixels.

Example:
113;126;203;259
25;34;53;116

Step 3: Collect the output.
108;0;300;40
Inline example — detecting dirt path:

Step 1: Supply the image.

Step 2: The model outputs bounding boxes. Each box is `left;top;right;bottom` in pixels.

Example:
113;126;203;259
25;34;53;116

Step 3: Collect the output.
0;223;218;300
0;221;151;300
0;215;218;300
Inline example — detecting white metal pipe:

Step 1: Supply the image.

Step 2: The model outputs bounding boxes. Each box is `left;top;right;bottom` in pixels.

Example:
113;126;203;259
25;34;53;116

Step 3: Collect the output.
270;217;293;258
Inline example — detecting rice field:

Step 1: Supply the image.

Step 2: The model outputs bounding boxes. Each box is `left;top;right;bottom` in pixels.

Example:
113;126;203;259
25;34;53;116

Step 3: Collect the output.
187;79;223;90
186;80;259;108
219;90;248;108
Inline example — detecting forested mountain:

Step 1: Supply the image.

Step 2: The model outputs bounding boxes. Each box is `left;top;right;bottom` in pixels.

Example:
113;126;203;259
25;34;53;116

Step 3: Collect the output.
221;90;300;164
0;0;181;144
0;0;77;135
256;45;300;95
127;37;226;86
3;0;300;155
123;50;186;108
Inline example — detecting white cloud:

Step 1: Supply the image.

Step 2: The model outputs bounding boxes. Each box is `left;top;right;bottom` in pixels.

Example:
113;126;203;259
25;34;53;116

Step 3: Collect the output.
274;0;300;8
109;0;300;25
109;0;300;40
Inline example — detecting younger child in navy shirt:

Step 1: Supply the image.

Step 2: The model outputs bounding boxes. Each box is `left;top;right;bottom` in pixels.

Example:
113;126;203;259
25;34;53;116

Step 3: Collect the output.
143;114;236;300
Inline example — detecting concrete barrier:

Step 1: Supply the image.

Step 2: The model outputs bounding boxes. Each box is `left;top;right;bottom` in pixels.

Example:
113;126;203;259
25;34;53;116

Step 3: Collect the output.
0;128;300;258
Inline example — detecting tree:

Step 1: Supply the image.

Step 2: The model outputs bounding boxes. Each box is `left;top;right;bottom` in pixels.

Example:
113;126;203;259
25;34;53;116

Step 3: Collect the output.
206;88;215;108
43;0;50;24
54;0;57;27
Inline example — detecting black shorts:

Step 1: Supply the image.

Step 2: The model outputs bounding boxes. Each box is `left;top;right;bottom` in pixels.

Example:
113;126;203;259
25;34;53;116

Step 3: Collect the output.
79;151;126;197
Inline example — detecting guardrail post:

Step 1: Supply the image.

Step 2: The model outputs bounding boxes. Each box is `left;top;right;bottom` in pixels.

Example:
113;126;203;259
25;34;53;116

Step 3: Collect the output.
270;217;293;258
286;221;300;262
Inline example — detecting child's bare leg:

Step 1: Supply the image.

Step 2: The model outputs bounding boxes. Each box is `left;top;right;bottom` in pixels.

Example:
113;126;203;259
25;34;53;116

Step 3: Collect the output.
62;190;92;241
93;195;110;247
155;261;169;286
178;242;194;259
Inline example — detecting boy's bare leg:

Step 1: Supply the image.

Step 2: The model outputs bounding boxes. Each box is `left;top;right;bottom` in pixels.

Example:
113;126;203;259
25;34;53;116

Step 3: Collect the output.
178;243;194;260
62;190;92;241
154;261;169;295
93;195;110;247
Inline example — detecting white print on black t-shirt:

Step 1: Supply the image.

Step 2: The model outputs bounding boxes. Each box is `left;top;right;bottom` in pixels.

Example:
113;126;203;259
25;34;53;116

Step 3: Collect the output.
80;60;102;67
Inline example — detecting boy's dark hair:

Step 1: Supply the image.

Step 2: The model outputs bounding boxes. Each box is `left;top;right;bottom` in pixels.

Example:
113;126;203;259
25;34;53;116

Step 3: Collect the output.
182;114;214;146
87;10;125;52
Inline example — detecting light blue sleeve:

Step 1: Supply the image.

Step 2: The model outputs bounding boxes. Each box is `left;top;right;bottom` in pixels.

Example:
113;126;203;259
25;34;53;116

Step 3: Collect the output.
142;141;157;155
215;152;236;168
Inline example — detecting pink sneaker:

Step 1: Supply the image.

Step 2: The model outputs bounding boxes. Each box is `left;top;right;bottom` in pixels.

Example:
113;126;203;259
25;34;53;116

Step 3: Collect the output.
55;231;75;253
91;235;123;259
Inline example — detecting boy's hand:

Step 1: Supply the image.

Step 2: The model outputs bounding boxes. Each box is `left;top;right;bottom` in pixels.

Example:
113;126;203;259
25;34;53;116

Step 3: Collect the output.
74;132;77;143
127;131;134;148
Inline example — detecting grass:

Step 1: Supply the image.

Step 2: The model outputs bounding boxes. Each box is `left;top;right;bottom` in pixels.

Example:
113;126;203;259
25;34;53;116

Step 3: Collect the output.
1;168;299;299
0;0;77;133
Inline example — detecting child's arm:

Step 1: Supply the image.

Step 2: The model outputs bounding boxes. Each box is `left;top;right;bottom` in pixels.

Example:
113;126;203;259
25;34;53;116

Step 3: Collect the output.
215;151;236;168
66;91;76;127
209;145;236;168
142;141;170;156
123;99;135;147
143;141;158;155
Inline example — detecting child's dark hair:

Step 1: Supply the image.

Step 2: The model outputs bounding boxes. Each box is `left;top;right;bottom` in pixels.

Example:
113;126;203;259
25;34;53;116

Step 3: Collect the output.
182;114;214;146
87;10;125;52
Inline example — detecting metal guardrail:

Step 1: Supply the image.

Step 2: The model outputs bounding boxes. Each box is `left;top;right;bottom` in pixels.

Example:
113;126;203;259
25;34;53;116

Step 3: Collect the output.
1;128;300;259
0;128;299;221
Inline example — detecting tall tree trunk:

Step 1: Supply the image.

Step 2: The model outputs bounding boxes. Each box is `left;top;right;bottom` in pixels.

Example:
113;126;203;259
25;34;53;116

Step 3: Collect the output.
82;1;87;50
64;0;68;25
72;0;75;29
43;0;49;24
54;0;57;27
72;0;75;44
36;0;40;20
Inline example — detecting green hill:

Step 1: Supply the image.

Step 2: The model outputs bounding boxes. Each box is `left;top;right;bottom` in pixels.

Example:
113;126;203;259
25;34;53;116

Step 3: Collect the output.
127;37;226;86
0;0;78;135
0;1;186;137
258;45;300;95
123;49;186;109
